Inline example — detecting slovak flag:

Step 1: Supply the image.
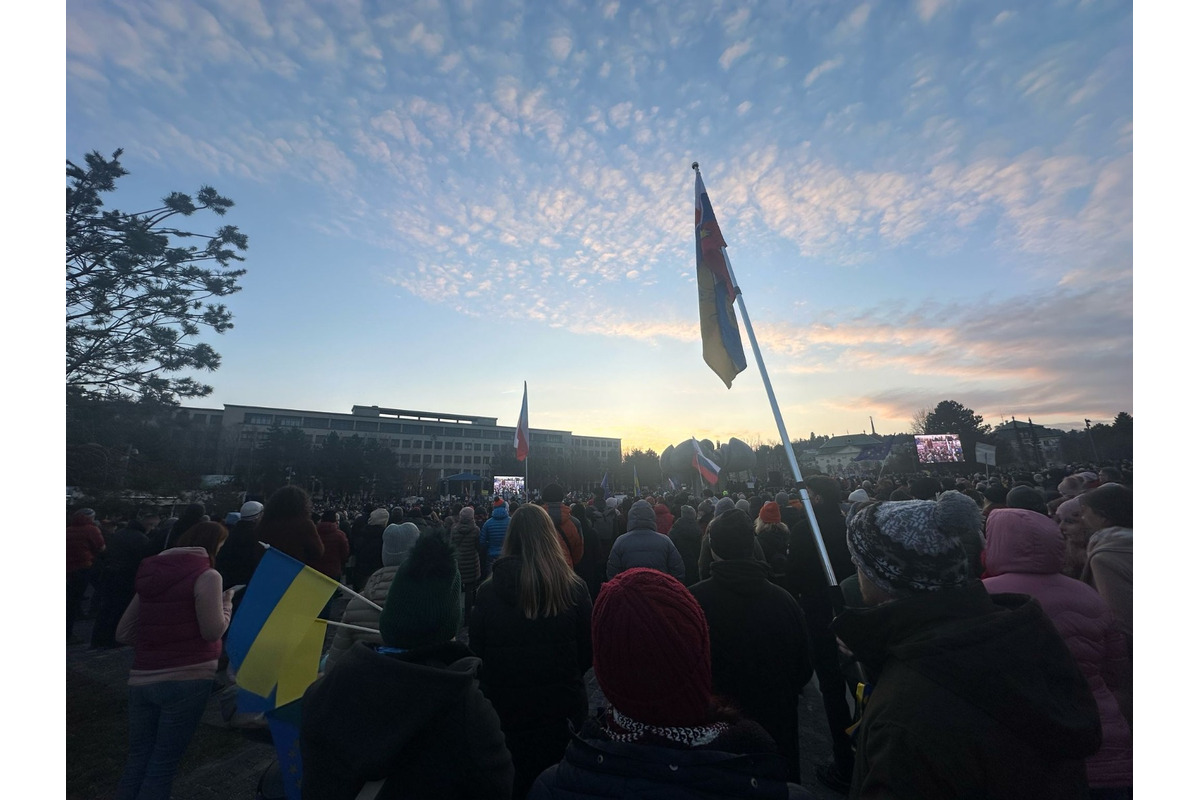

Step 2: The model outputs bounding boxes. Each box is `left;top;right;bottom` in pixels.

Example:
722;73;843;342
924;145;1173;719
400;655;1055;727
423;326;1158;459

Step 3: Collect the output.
514;382;529;462
692;438;721;485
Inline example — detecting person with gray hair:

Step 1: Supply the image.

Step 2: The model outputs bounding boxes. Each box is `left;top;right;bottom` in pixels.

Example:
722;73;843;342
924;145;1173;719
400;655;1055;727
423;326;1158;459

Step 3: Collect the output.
832;492;1102;798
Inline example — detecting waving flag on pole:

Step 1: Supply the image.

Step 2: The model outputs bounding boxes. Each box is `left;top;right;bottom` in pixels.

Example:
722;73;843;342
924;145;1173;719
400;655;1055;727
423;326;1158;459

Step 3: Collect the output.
600;470;611;499
514;381;529;462
633;464;641;497
695;169;747;388
692;438;722;485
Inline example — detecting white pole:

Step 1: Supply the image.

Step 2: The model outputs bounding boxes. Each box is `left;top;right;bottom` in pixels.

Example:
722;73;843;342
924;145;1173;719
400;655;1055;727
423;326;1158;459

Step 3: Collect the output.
697;162;837;589
322;619;379;634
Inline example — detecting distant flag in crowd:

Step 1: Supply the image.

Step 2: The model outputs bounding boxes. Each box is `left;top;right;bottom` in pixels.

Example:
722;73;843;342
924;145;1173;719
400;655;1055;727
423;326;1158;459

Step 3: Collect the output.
226;547;339;709
692;438;722;485
514;381;530;462
694;168;747;388
633;464;641;496
667;476;679;492
853;441;893;462
600;470;611;499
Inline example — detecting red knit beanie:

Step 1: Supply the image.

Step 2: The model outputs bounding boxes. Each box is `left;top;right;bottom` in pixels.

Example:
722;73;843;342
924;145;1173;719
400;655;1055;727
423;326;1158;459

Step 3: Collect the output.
592;568;712;727
758;501;782;525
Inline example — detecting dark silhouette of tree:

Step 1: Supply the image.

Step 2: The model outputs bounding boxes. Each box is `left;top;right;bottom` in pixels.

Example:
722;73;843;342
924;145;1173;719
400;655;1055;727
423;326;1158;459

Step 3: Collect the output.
66;149;248;402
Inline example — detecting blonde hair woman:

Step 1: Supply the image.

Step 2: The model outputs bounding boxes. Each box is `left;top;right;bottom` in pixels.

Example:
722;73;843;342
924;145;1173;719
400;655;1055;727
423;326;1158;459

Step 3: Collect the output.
468;504;593;800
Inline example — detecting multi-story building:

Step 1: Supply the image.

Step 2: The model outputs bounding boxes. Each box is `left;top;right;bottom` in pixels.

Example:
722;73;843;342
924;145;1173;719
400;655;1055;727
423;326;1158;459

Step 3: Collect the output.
993;419;1062;467
178;402;621;490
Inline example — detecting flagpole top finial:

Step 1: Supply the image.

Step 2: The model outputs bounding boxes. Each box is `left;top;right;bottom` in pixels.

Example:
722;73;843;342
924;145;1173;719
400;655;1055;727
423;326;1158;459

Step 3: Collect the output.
691;161;699;171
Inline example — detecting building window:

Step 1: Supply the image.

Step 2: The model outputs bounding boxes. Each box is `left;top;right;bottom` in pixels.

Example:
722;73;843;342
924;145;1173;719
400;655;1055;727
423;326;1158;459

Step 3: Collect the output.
303;417;330;428
453;442;463;450
402;424;422;434
354;421;379;432
423;455;432;464
434;441;443;450
473;456;481;464
434;455;443;464
277;416;302;427
328;419;353;431
246;413;273;426
401;440;411;448
423;441;432;449
379;423;401;434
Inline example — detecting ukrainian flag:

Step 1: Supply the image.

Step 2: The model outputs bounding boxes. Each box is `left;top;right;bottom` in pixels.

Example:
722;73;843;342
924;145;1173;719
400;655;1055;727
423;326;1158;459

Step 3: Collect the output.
226;547;339;708
695;169;747;388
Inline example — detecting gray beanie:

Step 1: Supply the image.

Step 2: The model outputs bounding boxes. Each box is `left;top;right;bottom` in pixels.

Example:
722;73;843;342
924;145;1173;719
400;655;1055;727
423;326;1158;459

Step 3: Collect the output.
382;522;420;567
714;497;736;517
846;491;982;598
734;499;751;513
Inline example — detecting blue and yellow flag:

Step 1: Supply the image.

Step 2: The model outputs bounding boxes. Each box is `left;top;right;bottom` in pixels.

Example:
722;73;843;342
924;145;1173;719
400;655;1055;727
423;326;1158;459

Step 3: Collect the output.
226;547;338;708
695;169;747;388
633;464;641;497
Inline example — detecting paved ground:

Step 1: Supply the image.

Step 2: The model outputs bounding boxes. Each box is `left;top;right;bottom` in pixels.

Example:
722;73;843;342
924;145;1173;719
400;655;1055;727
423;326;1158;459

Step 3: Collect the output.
68;608;848;799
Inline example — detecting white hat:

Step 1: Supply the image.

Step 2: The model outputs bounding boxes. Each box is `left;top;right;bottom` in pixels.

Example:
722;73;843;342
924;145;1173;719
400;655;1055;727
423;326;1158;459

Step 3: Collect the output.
239;500;264;520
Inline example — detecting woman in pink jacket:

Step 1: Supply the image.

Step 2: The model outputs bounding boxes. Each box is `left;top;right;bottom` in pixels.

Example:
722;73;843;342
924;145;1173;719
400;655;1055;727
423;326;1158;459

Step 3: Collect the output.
982;508;1131;797
115;522;238;800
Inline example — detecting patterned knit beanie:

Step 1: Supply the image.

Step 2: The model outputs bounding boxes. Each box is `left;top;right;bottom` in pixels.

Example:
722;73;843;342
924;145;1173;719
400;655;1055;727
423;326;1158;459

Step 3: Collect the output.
846;491;982;597
592;568;712;727
378;534;462;648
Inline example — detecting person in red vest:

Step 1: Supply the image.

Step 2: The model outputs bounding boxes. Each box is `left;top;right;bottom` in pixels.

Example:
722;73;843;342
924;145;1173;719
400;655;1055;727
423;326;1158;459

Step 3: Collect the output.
115;521;238;800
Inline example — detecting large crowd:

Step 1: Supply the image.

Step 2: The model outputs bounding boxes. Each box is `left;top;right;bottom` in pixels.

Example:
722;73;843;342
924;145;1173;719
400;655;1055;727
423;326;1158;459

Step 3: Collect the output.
66;464;1133;799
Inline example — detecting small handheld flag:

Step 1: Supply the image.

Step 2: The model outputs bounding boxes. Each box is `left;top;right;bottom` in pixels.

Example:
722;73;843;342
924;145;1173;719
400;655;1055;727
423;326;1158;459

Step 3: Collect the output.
226;547;339;708
514;382;529;462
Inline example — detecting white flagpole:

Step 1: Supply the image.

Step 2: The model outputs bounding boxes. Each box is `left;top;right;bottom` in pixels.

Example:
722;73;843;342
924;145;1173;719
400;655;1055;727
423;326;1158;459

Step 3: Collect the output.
322;619;379;634
693;162;837;589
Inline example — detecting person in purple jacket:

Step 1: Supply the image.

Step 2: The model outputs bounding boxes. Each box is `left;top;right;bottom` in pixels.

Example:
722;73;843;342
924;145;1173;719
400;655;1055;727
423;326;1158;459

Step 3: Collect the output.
983;508;1132;798
114;521;238;800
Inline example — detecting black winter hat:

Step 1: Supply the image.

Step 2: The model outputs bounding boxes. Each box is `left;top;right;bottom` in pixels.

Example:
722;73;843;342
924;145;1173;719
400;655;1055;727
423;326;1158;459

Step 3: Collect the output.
378;534;462;648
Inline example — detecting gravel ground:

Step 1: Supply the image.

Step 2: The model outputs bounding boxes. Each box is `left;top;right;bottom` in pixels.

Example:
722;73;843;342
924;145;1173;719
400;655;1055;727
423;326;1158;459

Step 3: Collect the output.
68;608;849;799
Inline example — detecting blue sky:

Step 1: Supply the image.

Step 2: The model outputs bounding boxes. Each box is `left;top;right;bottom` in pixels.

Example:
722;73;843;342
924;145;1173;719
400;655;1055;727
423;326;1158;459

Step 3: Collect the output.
63;0;1134;452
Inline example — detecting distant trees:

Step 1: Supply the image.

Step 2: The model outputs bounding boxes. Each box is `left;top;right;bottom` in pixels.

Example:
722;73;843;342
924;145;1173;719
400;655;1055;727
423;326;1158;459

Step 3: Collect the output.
66;148;248;403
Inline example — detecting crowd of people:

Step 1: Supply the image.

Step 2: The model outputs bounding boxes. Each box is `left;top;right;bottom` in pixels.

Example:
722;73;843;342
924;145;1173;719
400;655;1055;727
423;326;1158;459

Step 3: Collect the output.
66;464;1133;799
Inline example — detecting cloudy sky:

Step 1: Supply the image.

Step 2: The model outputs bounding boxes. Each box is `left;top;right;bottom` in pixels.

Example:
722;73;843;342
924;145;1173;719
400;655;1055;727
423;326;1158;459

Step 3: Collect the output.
64;0;1133;452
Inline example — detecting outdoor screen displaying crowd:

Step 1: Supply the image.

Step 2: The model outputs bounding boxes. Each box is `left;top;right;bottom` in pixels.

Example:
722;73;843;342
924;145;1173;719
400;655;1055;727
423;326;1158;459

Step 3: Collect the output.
66;464;1133;799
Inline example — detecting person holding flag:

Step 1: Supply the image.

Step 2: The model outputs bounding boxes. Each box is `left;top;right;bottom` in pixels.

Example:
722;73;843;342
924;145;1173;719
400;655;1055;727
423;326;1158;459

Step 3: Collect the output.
301;534;514;799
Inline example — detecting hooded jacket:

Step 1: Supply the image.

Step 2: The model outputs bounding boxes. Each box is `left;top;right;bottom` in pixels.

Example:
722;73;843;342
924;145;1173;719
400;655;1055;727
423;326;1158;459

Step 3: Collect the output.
1080;526;1133;648
301;640;514;799
450;517;482;584
469;555;593;798
606;501;686;582
832;581;1101;799
313;520;350;580
982;509;1132;788
481;505;511;560
667;510;703;587
653;503;675;535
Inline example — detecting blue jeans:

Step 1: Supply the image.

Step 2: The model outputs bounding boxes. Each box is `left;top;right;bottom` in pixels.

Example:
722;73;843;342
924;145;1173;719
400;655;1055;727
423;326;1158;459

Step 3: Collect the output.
115;679;211;800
